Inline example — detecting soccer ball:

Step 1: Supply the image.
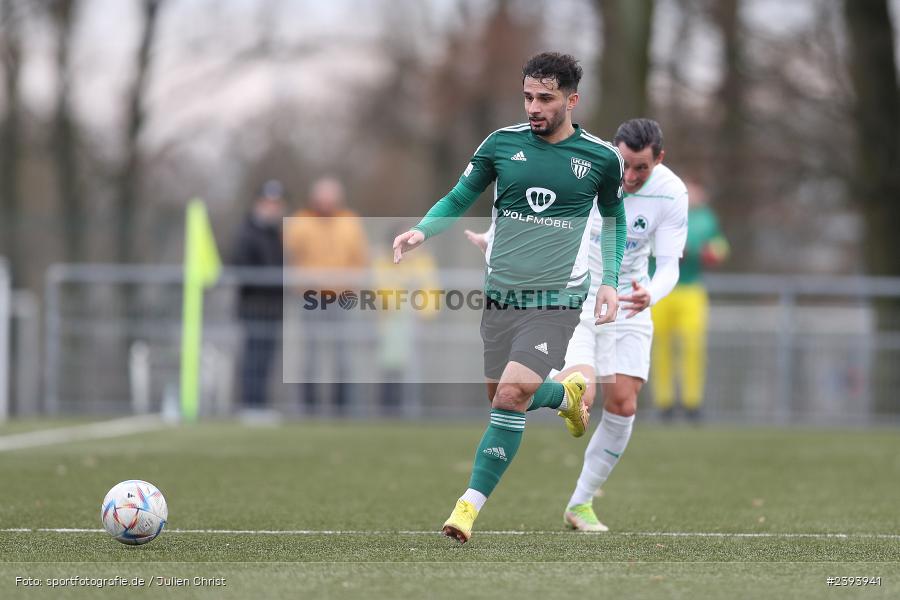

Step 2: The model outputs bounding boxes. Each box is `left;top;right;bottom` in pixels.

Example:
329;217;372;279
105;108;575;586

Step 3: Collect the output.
100;480;168;545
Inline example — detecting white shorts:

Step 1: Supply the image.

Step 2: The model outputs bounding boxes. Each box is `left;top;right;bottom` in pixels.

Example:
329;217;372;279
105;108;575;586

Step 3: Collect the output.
562;308;653;381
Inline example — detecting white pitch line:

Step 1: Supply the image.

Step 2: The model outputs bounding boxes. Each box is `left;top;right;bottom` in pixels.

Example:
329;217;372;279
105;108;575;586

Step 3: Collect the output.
0;415;168;452
2;528;899;540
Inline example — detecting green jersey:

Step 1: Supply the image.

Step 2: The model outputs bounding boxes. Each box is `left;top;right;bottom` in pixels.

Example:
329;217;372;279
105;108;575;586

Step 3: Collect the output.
680;205;725;285
415;123;626;307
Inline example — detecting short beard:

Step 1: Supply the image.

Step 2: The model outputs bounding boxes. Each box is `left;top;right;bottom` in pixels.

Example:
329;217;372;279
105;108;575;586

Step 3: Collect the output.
531;111;567;137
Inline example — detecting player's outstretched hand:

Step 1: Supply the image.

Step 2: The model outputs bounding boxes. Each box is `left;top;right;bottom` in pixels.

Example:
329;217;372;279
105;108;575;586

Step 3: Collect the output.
619;279;651;318
393;230;425;263
464;229;489;254
594;284;619;325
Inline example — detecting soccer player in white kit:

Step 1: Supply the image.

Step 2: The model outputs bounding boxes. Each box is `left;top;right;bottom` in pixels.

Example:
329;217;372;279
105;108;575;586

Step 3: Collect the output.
466;118;687;531
558;118;688;531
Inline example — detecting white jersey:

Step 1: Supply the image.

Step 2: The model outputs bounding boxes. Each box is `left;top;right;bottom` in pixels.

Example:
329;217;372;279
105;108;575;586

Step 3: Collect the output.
584;164;688;320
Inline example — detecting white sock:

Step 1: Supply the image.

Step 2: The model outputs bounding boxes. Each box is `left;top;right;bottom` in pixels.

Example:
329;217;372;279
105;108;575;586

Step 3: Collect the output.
567;409;634;507
558;387;569;411
461;488;487;511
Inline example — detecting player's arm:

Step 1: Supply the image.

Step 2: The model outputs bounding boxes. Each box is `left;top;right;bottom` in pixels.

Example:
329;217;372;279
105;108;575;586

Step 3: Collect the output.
393;183;481;262
594;155;626;324
413;182;482;239
649;188;689;302
394;134;497;263
646;257;680;306
621;187;688;316
621;258;679;318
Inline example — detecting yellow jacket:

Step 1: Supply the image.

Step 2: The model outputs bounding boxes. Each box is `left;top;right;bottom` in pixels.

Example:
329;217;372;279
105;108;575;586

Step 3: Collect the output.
284;209;368;293
284;209;368;269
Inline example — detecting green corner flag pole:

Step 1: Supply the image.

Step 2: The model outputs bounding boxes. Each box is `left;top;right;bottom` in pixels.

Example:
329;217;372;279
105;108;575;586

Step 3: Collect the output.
180;199;221;422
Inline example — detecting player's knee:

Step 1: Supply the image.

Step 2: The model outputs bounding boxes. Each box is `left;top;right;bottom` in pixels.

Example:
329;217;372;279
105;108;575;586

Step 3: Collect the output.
493;383;529;412
605;397;636;417
604;388;638;417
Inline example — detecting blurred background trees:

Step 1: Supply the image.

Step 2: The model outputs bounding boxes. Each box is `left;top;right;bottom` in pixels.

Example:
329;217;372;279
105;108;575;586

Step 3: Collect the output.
844;0;900;280
0;0;898;287
593;0;654;137
0;0;23;284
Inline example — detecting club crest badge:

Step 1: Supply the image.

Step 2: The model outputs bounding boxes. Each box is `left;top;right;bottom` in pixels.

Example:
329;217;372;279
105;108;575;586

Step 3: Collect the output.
632;215;649;232
571;157;592;179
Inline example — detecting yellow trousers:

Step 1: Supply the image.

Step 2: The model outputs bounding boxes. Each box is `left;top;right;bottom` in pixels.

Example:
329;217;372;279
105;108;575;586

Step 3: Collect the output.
651;284;709;410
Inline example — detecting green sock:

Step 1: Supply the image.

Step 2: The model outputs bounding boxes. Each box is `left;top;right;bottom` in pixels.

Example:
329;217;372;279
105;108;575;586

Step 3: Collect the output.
468;409;525;497
527;378;564;411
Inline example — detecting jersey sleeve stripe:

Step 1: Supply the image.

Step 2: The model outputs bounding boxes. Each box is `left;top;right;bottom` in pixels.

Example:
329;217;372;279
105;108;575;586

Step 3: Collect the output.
580;131;624;178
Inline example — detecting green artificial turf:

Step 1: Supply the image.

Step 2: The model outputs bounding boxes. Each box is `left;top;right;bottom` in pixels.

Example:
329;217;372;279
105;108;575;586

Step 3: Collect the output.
1;421;898;599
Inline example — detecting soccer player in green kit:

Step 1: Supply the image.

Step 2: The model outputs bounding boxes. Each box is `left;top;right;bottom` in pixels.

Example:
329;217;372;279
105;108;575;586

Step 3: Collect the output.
393;52;626;543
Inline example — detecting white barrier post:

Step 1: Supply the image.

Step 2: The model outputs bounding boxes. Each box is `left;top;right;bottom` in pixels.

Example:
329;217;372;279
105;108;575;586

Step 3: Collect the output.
0;258;11;422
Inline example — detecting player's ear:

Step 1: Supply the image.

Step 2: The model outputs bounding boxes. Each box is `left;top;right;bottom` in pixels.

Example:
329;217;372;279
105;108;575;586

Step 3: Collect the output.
655;149;665;165
566;92;579;111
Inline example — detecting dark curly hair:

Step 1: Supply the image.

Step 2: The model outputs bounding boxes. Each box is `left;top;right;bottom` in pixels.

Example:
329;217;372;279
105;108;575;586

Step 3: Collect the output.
614;118;664;158
522;52;583;93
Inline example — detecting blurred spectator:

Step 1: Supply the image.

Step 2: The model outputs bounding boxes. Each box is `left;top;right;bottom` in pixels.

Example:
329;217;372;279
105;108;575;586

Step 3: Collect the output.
651;180;730;421
372;226;439;417
284;177;369;415
232;180;286;413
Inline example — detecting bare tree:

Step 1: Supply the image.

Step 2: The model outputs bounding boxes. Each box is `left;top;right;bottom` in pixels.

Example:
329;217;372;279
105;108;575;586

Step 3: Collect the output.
49;0;82;262
709;0;751;267
594;0;655;137
844;0;900;413
427;0;540;210
117;0;164;263
843;0;900;278
0;0;23;281
348;0;541;217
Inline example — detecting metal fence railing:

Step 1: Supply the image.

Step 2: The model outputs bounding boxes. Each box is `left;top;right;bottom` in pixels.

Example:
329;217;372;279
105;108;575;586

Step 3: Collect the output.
37;264;900;425
0;259;41;423
701;274;900;425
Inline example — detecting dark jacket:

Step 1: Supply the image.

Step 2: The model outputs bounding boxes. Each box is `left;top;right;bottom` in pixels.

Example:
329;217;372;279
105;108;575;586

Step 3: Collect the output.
232;215;284;320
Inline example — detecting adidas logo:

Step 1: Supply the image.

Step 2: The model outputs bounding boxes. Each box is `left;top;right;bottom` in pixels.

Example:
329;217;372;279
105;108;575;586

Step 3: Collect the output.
534;342;549;355
510;150;527;161
482;447;508;461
